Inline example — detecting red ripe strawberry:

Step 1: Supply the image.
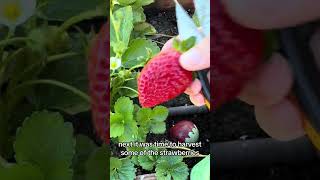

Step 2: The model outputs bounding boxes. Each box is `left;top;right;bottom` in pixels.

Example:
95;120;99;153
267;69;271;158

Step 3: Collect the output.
212;0;264;107
138;49;193;108
88;22;109;144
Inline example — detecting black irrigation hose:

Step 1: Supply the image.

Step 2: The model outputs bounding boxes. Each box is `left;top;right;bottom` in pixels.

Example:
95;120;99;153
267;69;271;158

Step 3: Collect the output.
196;70;210;101
168;105;209;116
211;137;319;169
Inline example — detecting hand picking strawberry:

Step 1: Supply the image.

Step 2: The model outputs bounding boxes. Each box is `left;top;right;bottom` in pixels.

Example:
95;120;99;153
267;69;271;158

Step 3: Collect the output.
163;0;264;108
137;38;194;108
162;37;210;107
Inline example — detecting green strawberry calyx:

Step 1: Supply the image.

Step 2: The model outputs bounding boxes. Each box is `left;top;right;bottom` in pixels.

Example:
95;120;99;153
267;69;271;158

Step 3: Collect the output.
173;36;196;53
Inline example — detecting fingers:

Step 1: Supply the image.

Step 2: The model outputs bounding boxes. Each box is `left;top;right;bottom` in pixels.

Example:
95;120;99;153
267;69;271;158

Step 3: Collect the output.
185;79;202;96
179;37;210;71
238;53;293;107
222;0;320;29
190;93;206;106
238;53;303;140
163;37;209;106
185;79;206;106
255;98;305;141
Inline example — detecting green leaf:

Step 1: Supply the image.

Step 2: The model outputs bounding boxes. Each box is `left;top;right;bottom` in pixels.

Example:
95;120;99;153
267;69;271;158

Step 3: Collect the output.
136;108;151;140
111;6;134;55
126;146;144;165
110;157;122;171
150;122;166;134
136;126;148;142
173;36;196;53
14;111;75;179
110;113;125;138
116;0;136;6
118;73;138;98
132;7;146;23
0;164;44;180
156;156;189;180
114;97;134;120
151;106;168;122
110;158;136;180
136;108;152;126
85;146;109;180
73;135;97;180
118;119;138;142
46;164;73;180
43;0;105;21
138;148;160;171
181;36;196;52
138;156;156;171
110;97;138;142
122;38;160;67
133;0;154;6
190;155;210;180
133;22;157;36
136;106;168;135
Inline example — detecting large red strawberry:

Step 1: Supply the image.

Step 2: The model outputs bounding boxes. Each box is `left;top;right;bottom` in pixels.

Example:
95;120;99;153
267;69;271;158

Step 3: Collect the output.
138;46;193;108
212;0;264;107
88;22;109;144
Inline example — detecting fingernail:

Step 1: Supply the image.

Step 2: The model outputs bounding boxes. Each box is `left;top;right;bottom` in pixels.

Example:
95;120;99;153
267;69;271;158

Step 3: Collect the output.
190;94;205;106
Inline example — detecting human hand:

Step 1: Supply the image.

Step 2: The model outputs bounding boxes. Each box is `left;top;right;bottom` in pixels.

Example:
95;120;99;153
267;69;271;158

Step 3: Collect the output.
162;36;210;106
222;0;320;140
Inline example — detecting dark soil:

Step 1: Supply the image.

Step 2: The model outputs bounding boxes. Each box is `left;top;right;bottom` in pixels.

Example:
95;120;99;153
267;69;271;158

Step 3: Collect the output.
145;8;320;180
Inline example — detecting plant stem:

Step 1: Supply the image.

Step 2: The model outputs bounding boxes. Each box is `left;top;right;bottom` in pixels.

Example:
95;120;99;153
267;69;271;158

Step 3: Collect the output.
129;64;144;72
152;40;165;45
154;33;175;38
0;37;30;47
124;78;135;82
47;52;80;63
13;52;80;87
60;9;105;32
117;86;138;95
12;79;90;103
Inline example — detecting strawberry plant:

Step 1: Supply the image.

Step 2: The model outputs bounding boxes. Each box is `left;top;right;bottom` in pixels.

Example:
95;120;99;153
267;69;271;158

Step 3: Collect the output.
109;0;160;107
110;96;168;142
0;0;108;179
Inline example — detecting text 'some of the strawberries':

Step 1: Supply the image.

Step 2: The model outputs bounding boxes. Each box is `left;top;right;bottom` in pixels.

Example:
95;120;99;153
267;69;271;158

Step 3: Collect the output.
118;142;202;156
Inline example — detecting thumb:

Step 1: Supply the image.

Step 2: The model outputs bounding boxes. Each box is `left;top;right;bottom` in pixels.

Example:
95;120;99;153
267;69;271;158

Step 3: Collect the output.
179;37;210;71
